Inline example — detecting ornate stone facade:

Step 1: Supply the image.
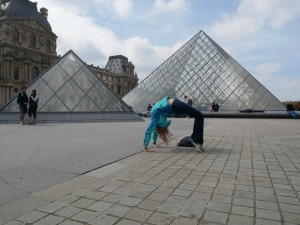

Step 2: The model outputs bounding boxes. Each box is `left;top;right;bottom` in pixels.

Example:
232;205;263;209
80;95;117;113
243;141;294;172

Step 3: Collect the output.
0;0;58;107
0;0;138;108
89;55;138;97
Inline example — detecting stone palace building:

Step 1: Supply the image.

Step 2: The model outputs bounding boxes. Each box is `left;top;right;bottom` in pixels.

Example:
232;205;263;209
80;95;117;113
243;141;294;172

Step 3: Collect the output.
0;0;138;107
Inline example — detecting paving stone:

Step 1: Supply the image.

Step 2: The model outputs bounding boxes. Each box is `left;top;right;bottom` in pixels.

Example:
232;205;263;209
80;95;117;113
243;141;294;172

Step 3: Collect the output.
119;197;143;206
279;203;300;214
170;217;198;225
161;181;179;188
256;200;279;211
59;220;83;225
106;204;132;217
165;196;187;204
37;202;66;213
71;210;99;223
58;195;80;204
212;194;232;203
147;212;173;225
234;190;255;199
32;215;64;225
231;205;254;217
256;209;281;221
228;214;253;225
147;193;169;202
85;191;109;200
203;210;228;224
129;190;151;198
54;206;81;218
233;198;254;207
89;214;119;225
256;218;283;225
277;196;300;204
4;221;26;225
158;203;181;214
113;187;134;196
125;208;152;222
87;201;113;212
154;186;174;195
282;212;300;224
172;189;192;197
138;199;161;211
255;193;276;202
137;184;158;192
102;193;125;203
71;198;95;208
115;219;142;225
195;185;214;193
207;201;231;212
214;188;233;196
98;185;119;193
17;211;47;223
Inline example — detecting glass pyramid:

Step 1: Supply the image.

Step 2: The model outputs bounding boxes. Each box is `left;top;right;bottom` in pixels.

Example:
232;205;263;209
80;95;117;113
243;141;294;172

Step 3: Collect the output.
123;30;285;112
1;50;132;113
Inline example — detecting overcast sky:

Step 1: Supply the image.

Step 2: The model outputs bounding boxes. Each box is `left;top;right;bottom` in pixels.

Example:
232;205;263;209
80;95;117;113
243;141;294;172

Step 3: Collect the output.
37;0;300;101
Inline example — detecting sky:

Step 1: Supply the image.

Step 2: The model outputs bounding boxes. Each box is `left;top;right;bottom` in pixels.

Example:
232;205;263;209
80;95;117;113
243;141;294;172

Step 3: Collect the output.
36;0;300;101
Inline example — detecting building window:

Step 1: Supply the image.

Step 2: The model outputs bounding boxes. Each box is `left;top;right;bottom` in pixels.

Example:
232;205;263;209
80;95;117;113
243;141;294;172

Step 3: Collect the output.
118;86;121;94
45;39;51;52
12;28;19;44
31;67;39;80
14;50;19;57
13;67;19;80
30;34;36;48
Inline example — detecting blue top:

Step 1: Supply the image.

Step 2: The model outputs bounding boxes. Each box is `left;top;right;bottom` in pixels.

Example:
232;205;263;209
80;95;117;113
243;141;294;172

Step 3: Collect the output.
143;97;174;147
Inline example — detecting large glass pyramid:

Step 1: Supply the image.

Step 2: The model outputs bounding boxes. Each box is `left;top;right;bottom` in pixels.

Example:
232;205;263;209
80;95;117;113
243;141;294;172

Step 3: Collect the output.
123;30;285;112
1;50;133;114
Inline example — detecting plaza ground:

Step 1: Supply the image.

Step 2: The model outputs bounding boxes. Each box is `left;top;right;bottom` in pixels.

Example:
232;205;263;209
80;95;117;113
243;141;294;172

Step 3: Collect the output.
0;118;299;225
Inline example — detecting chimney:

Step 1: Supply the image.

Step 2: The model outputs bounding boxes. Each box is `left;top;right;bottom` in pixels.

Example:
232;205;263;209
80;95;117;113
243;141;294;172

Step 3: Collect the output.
40;7;48;19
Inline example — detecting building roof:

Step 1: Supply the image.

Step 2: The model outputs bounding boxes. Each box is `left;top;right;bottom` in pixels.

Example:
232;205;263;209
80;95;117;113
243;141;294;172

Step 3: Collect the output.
0;0;52;31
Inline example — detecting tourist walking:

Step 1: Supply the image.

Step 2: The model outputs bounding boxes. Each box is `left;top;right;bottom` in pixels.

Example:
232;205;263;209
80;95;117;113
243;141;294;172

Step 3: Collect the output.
286;101;297;119
144;96;204;152
28;89;39;125
17;86;28;125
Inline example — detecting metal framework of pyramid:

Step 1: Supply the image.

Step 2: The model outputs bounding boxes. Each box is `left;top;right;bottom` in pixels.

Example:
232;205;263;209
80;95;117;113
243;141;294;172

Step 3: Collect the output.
123;30;285;112
0;50;141;122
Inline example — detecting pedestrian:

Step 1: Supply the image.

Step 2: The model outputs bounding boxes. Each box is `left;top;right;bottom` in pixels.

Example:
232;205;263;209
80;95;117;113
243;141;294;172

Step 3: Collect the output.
28;89;39;125
143;96;204;152
146;103;152;117
215;103;219;112
212;102;216;112
286;101;297;119
17;86;28;125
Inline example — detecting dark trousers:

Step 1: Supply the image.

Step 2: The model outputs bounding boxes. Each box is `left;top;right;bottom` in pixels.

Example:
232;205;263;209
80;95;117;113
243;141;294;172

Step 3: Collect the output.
172;99;204;144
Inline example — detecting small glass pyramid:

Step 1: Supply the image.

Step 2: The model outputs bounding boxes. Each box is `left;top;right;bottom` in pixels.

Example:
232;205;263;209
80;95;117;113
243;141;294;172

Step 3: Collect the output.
1;50;132;113
123;30;285;112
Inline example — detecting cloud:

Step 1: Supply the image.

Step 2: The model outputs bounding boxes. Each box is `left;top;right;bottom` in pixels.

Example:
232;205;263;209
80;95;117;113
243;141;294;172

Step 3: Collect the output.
148;0;191;17
209;0;300;41
113;0;133;18
255;63;282;80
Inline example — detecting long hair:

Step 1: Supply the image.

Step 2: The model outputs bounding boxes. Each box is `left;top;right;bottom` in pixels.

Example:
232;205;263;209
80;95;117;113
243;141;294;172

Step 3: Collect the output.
156;126;172;146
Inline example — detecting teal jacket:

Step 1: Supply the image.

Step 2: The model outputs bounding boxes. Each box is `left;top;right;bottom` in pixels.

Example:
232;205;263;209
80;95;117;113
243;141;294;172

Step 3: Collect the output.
143;97;174;147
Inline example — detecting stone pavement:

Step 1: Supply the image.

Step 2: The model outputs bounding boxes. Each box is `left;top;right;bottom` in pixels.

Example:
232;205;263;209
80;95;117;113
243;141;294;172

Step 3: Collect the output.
0;118;300;225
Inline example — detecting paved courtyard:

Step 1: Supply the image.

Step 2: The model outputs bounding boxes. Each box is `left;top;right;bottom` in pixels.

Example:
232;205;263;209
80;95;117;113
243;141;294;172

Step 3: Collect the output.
0;118;300;225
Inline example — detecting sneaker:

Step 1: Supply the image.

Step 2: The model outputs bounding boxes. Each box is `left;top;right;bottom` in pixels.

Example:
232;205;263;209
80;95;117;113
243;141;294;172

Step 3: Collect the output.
190;139;204;152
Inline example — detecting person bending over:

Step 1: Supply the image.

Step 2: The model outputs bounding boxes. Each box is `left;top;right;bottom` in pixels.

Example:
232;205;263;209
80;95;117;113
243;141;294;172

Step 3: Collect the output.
143;96;204;152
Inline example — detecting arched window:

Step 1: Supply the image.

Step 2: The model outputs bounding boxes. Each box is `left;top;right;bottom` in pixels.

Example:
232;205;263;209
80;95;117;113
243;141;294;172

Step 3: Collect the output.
12;28;19;43
30;34;36;48
45;39;51;52
31;67;39;80
14;67;19;80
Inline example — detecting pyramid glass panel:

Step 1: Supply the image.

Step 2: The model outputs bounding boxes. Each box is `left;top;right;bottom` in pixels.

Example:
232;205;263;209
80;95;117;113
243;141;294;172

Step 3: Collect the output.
123;30;284;112
1;50;132;113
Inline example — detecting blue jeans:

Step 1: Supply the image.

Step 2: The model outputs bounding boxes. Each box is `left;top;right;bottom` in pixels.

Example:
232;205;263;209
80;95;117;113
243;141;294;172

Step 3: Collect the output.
288;111;297;119
172;99;204;144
